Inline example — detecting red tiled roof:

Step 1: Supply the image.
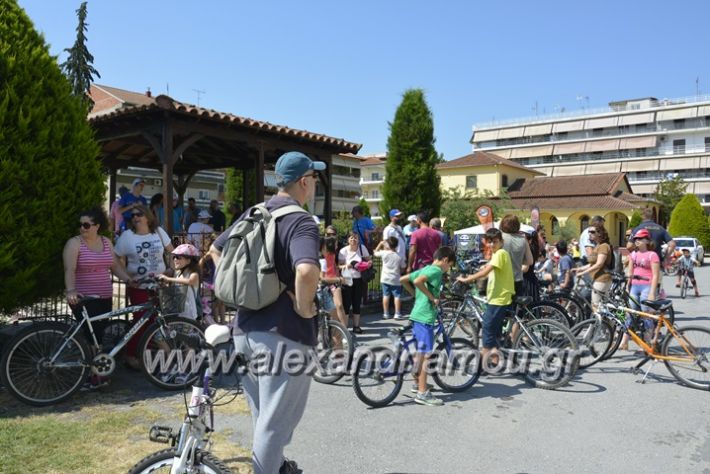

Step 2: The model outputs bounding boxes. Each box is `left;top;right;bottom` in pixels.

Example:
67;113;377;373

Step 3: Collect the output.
508;173;627;198
89;85;361;153
436;151;544;174
505;172;653;210
92;84;156;108
360;157;385;166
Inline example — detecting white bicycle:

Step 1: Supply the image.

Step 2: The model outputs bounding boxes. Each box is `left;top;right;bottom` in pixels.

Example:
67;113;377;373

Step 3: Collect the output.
129;324;245;474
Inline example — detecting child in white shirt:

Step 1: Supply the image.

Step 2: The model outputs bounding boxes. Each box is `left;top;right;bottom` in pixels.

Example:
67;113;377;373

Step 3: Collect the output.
374;236;406;319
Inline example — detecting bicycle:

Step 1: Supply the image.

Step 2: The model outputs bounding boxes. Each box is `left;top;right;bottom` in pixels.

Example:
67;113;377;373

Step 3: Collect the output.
129;324;242;474
585;298;710;390
679;268;692;299
312;283;354;384
352;308;481;408
0;278;205;406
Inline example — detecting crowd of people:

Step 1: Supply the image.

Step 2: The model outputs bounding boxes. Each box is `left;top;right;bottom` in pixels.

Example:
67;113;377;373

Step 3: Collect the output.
62;152;692;472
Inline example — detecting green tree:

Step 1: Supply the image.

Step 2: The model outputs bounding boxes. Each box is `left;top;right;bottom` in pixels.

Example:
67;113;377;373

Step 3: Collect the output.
0;0;104;314
224;168;243;222
383;89;442;217
357;197;370;217
629;210;642;228
60;1;100;108
653;175;688;224
668;194;710;249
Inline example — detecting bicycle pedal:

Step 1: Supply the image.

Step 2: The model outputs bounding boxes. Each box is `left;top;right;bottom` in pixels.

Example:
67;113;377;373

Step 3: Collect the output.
149;425;174;444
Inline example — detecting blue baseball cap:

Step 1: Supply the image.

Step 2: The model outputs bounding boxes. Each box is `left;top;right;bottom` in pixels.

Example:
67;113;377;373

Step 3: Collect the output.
389;209;403;218
274;151;326;186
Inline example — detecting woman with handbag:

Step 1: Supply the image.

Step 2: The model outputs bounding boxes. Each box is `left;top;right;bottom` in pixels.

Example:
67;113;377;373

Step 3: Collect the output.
338;232;371;334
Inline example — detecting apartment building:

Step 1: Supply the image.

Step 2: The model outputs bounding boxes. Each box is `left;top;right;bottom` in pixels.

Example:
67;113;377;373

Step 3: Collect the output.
359;153;386;217
470;95;710;210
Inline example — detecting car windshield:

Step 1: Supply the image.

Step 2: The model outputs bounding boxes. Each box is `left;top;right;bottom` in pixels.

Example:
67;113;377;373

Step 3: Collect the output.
675;239;695;247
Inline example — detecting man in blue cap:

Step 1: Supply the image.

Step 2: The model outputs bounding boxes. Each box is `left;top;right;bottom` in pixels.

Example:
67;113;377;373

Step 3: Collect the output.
383;208;407;272
210;151;324;474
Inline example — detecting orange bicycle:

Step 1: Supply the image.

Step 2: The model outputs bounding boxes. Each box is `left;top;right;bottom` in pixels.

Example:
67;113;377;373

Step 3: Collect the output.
595;298;710;390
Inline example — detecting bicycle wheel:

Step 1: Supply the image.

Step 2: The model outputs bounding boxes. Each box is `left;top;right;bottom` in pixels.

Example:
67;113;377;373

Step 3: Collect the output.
352;346;404;408
431;337;481;392
513;318;579;390
313;317;353;384
544;292;589;325
523;301;572;327
680;276;689;299
128;448;232;474
600;323;625;361
138;316;205;390
0;321;90;406
662;326;710;390
570;318;613;369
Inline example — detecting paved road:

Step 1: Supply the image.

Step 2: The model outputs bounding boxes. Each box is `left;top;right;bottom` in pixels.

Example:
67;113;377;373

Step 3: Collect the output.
282;268;710;474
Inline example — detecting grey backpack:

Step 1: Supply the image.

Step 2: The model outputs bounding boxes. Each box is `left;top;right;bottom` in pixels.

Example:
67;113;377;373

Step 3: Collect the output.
214;203;307;310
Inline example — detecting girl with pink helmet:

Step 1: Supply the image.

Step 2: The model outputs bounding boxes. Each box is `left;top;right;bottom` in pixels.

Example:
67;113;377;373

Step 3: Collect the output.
158;244;201;320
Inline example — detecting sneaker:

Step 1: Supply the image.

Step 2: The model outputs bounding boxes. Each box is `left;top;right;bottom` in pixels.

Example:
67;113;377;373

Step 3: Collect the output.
394;313;408;320
383;313;392;319
352;326;363;334
414;390;443;406
279;459;302;474
410;382;434;393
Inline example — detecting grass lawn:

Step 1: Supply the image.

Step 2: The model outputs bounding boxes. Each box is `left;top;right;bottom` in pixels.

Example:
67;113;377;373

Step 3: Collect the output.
0;388;252;474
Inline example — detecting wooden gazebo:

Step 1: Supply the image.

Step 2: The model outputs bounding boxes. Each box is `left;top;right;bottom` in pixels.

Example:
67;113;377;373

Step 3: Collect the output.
89;89;361;233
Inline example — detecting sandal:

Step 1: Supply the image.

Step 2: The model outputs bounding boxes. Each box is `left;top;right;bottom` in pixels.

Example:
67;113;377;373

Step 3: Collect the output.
352;326;363;334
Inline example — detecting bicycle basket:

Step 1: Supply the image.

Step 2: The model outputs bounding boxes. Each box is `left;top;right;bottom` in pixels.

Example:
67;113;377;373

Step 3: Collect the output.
158;285;188;314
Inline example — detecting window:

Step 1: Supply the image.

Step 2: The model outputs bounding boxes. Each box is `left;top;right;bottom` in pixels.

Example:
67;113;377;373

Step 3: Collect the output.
635;148;646;157
466;176;477;189
635;123;648;132
672;139;686;154
592;128;603;137
674;119;685;129
362;191;368;199
315;184;324;197
198;190;209;200
217;184;225;194
371;190;379;199
618;125;630;134
371;172;380;181
501;174;509;188
705;137;710;152
556;132;568;140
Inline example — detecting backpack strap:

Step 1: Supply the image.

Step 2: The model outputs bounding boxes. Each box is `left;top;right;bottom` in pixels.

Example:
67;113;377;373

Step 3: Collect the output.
269;204;309;220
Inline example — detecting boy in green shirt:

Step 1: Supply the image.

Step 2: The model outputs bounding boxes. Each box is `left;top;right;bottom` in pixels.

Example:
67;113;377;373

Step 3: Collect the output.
400;246;456;406
457;228;514;368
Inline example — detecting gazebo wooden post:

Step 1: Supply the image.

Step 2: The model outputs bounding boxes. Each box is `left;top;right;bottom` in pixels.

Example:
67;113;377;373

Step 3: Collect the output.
256;143;265;203
323;154;333;226
161;118;176;236
108;168;117;209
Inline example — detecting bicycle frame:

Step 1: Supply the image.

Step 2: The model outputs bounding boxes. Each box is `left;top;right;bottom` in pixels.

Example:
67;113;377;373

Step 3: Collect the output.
49;300;158;365
605;303;697;363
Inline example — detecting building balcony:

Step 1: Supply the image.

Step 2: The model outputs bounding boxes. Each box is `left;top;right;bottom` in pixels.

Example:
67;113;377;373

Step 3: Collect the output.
360;177;385;185
363;196;383;202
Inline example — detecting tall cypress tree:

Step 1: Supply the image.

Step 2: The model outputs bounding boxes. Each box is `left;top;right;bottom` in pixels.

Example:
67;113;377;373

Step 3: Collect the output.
383;88;442;217
0;0;104;313
60;1;100;108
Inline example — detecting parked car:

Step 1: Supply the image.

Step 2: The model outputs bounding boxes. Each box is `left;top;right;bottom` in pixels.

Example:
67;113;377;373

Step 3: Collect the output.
670;236;705;265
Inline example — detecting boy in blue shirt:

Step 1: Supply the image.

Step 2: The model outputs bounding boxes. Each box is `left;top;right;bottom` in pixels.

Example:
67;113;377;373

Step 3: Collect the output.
556;240;575;291
400;246;456;406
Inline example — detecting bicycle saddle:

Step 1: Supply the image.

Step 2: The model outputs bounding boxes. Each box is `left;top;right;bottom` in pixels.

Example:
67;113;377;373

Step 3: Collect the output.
641;299;673;312
205;324;231;346
514;295;533;306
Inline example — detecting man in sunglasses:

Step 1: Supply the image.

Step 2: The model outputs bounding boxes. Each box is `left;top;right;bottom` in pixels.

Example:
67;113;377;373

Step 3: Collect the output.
210;151;323;474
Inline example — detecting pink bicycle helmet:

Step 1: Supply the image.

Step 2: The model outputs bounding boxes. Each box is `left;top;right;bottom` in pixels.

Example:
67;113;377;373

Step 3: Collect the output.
172;243;201;258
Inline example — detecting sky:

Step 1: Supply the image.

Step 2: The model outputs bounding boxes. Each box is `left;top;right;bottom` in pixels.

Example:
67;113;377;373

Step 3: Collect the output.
17;0;710;161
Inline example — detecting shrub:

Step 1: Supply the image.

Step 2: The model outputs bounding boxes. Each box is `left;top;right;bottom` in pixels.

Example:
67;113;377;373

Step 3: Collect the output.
0;0;104;314
629;210;642;228
668;194;710;249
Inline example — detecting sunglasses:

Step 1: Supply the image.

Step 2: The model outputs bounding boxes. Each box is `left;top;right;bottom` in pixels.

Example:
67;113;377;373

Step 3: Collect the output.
79;222;95;229
172;255;187;260
326;232;337;236
588;230;597;234
302;172;318;180
131;212;145;218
